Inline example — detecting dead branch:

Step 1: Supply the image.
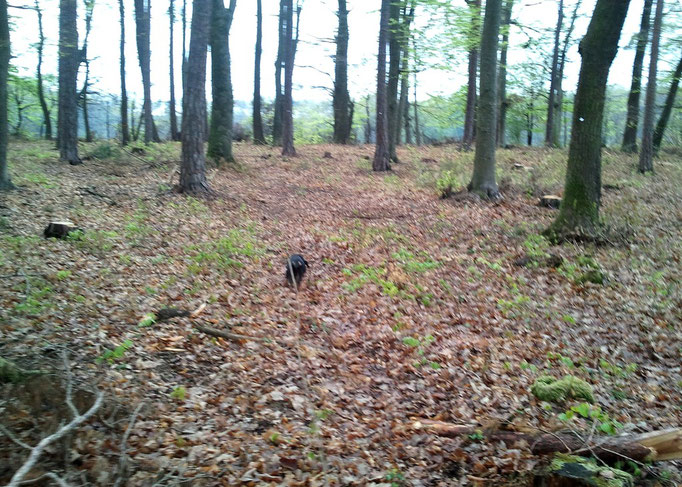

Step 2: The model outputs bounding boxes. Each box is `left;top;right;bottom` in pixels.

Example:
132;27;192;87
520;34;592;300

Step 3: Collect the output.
195;324;268;342
113;402;145;487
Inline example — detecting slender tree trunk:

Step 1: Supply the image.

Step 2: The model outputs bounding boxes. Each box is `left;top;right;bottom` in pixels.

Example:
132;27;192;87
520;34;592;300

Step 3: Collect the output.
252;0;265;144
134;0;157;144
462;0;481;150
58;0;80;165
386;1;401;161
281;0;299;156
0;0;11;190
119;0;129;145
546;0;631;240
34;0;51;140
396;1;415;147
653;52;682;153
208;0;237;164
545;0;563;147
80;0;94;143
555;0;581;149
273;1;285;146
402;72;411;144
414;67;421;146
638;0;663;173
364;94;371;144
497;0;513;147
180;0;212;194
182;0;187;88
373;0;391;172
468;0;501;199
333;0;352;144
169;0;179;141
622;0;653;153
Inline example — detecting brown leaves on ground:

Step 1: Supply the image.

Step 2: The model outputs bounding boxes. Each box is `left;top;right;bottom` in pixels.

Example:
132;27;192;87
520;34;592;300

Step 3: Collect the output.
0;141;680;485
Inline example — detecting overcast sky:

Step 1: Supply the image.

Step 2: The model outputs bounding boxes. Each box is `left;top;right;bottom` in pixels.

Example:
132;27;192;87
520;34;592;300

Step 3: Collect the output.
8;0;680;107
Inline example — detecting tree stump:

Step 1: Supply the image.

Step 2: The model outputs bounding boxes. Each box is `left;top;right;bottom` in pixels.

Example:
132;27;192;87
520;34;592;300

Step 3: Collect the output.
43;221;81;239
539;195;562;209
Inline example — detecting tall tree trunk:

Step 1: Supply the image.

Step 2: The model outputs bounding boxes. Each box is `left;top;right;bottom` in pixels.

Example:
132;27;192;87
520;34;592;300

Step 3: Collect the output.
364;94;371;144
545;0;563;147
169;0;179;141
386;0;401;161
638;0;662;173
496;0;513;147
119;0;129;145
463;0;481;150
80;0;94;143
468;0;501;199
273;0;285;146
373;0;390;172
622;0;653;153
653;52;682;153
252;0;265;144
401;70;411;144
333;0;352;144
134;0;156;144
58;0;81;165
546;0;631;240
281;0;299;156
0;0;11;190
413;67;421;146
180;0;212;194
34;0;51;140
208;0;237;164
396;1;415;147
555;0;581;149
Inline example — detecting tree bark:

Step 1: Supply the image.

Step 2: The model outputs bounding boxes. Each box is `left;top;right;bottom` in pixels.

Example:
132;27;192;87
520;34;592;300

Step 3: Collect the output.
180;0;212;194
373;0;390;172
396;1;415;147
364;94;371;144
0;0;11;190
622;0;653;153
468;0;501;199
181;0;187;99
58;0;80;165
252;0;265;144
386;0;402;161
333;0;352;144
653;52;682;153
273;1;285;146
169;0;179;141
208;0;237;164
281;0;299;156
555;0;581;149
79;0;94;143
462;0;481;150
413;66;421;146
638;0;663;174
496;0;513;147
134;0;157;144
546;0;631;240
34;0;51;140
118;0;130;145
545;0;563;147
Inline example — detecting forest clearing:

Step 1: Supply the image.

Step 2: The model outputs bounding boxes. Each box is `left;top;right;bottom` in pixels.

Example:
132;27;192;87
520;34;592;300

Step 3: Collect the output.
1;141;681;485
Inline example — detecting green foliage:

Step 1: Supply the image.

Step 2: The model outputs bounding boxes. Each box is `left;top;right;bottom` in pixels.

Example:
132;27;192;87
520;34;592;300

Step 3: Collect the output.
13;283;53;315
531;375;594;403
558;403;622;435
55;270;72;281
138;313;156;328
188;228;260;271
392;248;440;273
385;468;406;487
97;340;133;364
88;142;121;160
401;334;439;369
170;386;187;401
71;230;118;254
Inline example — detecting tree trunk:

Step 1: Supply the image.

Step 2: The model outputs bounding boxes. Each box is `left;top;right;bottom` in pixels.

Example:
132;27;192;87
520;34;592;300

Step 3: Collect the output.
119;0;129;145
58;0;80;165
281;0;299;157
364;94;371;144
386;0;401;161
396;1;415;147
134;0;156;144
373;0;390;172
546;0;631;240
252;0;266;144
414;67;421;146
462;0;481;150
333;0;352;144
545;0;563;147
180;0;212;194
496;0;513;147
181;0;187;107
469;0;501;199
622;0;653;153
0;0;11;190
638;0;662;174
273;1;285;146
401;71;411;144
653;52;682;153
208;0;236;164
34;0;51;140
79;0;94;143
169;0;179;141
555;0;581;149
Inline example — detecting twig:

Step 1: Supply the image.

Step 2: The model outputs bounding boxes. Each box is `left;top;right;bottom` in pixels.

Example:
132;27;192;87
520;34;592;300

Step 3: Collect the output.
113;402;144;487
0;424;32;450
62;353;79;419
195;324;268;342
44;472;71;487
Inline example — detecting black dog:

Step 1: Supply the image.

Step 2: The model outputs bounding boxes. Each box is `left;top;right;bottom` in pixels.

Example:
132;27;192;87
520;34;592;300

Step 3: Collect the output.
285;254;309;288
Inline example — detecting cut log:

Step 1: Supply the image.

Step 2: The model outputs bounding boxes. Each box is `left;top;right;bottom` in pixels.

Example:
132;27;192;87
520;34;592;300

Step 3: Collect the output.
412;420;682;463
43;221;81;239
539;195;562;209
323;151;333;159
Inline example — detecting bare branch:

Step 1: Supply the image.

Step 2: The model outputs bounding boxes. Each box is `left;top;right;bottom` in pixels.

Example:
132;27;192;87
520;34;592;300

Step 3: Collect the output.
113;402;144;487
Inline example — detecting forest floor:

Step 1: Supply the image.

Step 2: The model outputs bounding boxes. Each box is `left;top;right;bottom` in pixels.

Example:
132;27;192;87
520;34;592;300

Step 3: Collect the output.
0;140;681;486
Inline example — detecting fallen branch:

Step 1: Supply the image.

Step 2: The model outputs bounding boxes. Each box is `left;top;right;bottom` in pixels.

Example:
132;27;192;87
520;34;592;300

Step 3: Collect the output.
113;402;145;487
195;324;268;342
0;356;45;383
412;420;682;463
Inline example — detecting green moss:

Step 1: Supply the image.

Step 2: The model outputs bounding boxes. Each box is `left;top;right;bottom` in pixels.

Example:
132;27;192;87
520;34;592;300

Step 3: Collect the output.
549;454;633;487
577;269;605;285
531;375;594;403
